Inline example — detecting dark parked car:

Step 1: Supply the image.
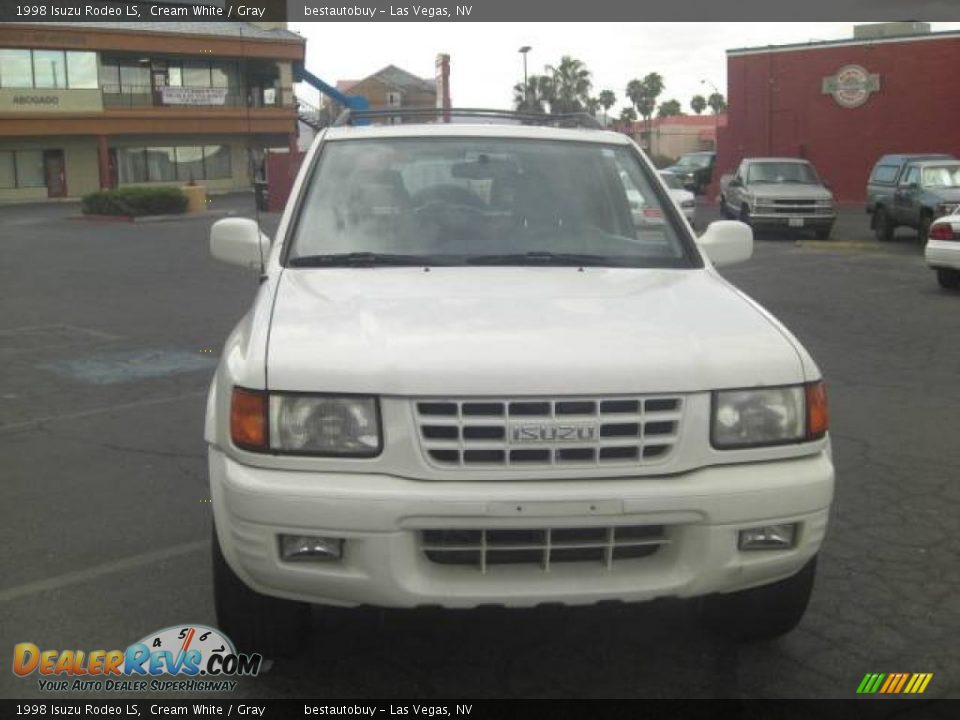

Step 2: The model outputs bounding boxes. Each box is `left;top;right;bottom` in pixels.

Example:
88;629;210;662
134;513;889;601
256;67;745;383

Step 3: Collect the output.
663;151;716;194
866;153;957;241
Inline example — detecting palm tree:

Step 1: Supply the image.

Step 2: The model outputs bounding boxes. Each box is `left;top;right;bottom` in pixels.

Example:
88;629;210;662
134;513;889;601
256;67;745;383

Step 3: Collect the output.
657;99;683;118
598;90;616;124
626;73;664;151
585;97;601;116
619;107;637;124
690;94;707;115
707;92;727;114
513;75;554;113
545;55;592;114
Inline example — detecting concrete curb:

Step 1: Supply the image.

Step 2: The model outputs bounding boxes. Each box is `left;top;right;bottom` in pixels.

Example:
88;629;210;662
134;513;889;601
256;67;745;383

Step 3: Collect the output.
71;209;234;224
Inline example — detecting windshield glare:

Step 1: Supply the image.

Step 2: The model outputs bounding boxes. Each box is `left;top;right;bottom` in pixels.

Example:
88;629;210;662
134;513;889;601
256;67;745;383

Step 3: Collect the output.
289;138;692;267
659;172;682;189
747;161;818;184
677;154;710;169
922;165;960;188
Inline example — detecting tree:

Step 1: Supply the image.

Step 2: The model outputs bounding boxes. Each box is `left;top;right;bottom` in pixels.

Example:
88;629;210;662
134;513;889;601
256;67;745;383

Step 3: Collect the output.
625;73;665;150
657;99;683;118
585;97;601;115
619;107;637;124
598;89;616;123
513;74;554;113
545;55;593;114
707;92;727;114
690;94;707;115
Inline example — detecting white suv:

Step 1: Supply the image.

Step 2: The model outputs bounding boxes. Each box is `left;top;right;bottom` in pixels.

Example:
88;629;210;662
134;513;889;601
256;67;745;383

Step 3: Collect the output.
205;113;834;656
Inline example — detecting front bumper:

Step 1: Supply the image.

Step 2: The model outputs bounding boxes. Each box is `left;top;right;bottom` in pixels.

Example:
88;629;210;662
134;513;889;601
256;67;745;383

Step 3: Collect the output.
210;447;834;609
925;239;960;270
748;214;835;230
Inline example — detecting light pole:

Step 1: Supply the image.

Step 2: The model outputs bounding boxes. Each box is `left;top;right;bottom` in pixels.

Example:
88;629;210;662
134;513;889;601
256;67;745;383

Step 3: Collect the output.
519;46;531;108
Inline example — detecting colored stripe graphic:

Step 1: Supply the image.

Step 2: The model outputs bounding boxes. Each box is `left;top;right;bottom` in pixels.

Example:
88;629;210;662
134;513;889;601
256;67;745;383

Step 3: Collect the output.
857;673;932;695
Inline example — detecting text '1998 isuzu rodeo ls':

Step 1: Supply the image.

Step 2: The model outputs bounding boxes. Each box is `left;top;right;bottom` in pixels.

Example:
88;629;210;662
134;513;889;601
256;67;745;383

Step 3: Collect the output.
205;109;833;656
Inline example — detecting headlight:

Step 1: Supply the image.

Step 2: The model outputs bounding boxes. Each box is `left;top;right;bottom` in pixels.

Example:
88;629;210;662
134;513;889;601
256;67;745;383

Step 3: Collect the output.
712;383;828;449
681;199;696;209
231;388;381;456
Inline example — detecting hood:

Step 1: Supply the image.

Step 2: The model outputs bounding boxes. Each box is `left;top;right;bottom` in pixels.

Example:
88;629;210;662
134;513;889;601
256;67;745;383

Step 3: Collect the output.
749;183;832;200
266;267;805;396
665;166;697;177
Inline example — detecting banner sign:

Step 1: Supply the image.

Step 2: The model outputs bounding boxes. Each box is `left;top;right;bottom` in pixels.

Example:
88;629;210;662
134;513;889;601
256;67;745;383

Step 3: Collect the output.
160;86;229;106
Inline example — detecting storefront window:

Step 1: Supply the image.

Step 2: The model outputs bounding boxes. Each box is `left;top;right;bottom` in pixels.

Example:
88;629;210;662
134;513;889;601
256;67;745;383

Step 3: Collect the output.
146;147;177;182
175;146;205;182
117;148;147;184
210;61;237;88
33;50;67;89
0;152;15;189
100;60;120;90
0;49;33;88
66;52;98;89
182;61;212;87
15;150;45;188
203;146;232;180
168;64;183;87
119;62;150;91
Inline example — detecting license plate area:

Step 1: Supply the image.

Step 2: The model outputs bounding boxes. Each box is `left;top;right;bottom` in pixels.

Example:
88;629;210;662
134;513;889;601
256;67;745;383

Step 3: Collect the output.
788;217;805;227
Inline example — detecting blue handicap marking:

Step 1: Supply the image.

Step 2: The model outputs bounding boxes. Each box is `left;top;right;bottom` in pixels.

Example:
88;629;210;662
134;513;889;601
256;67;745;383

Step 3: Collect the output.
41;350;218;385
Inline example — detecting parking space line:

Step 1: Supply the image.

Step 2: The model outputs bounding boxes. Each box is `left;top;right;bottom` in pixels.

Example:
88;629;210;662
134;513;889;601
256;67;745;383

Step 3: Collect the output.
0;390;206;434
0;540;209;605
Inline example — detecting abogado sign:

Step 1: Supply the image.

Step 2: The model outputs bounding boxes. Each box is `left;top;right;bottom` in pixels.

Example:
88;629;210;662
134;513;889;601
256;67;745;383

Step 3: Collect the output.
160;87;229;106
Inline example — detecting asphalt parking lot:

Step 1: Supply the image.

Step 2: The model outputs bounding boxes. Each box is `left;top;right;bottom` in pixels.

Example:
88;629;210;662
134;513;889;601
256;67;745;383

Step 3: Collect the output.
1;196;958;701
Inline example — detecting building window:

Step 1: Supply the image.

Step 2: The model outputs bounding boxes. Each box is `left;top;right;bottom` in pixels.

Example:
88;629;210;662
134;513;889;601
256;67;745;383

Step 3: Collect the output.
175;146;204;182
210;61;237;89
66;52;98;89
119;62;150;90
0;152;15;189
33;50;67;89
203;145;232;179
0;49;34;88
115;145;232;183
146;147;177;182
117;148;148;184
387;91;402;107
182;60;212;87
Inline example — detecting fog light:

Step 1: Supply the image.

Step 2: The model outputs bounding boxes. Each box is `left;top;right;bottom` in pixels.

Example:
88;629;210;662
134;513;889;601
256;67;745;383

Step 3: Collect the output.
738;523;798;550
279;534;343;562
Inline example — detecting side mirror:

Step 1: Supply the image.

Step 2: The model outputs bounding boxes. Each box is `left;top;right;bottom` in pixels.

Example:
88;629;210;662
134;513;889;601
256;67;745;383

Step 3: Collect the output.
697;220;753;267
729;177;743;188
210;218;270;269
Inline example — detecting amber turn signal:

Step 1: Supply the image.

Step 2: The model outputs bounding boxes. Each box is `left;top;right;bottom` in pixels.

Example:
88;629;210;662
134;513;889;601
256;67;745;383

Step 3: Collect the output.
231;387;268;451
805;382;829;439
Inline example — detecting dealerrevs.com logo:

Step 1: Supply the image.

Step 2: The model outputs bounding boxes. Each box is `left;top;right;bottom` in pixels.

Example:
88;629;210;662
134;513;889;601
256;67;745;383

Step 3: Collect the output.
13;625;261;693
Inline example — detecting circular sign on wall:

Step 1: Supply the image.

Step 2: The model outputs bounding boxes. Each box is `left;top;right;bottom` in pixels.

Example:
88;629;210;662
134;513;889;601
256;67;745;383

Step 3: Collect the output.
821;65;880;108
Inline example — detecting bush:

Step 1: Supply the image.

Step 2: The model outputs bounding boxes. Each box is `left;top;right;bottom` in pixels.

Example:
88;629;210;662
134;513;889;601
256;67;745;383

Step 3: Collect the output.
82;187;188;217
649;154;678;169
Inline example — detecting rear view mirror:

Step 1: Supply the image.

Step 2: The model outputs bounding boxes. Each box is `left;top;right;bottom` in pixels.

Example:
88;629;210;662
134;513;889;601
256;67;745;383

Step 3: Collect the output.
697;220;753;267
210;218;270;270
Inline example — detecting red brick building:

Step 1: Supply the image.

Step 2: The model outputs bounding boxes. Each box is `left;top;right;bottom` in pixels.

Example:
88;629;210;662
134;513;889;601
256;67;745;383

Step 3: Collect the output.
715;26;960;202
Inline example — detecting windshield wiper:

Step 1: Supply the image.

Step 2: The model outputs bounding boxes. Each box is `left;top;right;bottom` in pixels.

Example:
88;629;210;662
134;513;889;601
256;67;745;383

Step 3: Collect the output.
290;252;449;267
465;251;629;267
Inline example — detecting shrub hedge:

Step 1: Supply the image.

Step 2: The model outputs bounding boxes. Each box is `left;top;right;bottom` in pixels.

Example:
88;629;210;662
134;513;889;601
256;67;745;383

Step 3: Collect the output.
81;187;189;217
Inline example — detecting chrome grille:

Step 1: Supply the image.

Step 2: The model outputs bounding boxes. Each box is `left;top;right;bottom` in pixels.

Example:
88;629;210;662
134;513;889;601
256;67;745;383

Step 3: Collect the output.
414;396;683;468
421;525;668;572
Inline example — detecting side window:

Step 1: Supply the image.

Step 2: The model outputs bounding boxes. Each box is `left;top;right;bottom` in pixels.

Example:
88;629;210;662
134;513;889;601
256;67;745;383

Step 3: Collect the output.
902;166;920;186
871;165;899;184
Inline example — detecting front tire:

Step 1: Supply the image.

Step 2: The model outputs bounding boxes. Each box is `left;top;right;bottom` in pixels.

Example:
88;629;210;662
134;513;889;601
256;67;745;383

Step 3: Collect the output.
874;207;893;242
918;214;932;243
212;525;311;658
815;224;833;240
699;555;817;642
937;268;960;289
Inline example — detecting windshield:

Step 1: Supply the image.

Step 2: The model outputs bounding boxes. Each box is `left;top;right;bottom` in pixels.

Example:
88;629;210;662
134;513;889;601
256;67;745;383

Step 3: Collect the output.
659;172;682;189
922;165;960;188
288;138;694;268
747;161;819;185
676;154;711;169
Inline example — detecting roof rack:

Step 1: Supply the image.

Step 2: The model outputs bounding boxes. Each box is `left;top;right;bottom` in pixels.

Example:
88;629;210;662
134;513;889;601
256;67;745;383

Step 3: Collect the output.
333;107;604;130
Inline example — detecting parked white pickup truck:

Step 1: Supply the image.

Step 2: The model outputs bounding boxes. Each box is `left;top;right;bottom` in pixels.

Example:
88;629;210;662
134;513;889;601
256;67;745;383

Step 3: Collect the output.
720;158;836;239
205;110;834;657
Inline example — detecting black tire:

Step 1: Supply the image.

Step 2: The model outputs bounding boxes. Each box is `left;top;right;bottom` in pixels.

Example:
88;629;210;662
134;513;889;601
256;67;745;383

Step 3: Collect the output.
814;224;833;241
212;526;311;658
937;268;960;290
918;214;933;243
874;207;893;242
720;195;734;219
699;555;817;642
